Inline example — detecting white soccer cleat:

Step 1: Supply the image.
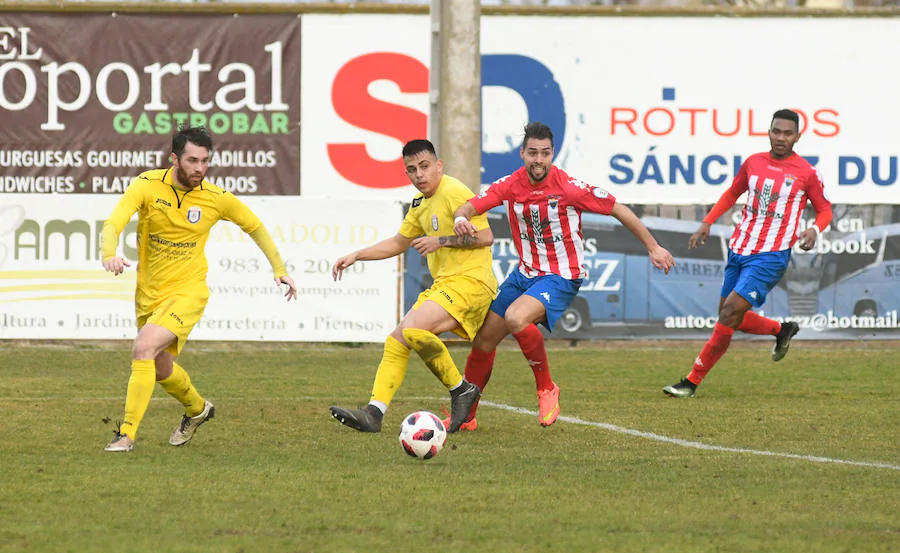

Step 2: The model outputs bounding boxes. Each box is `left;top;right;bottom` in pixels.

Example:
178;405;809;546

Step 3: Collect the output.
169;400;215;446
104;431;134;452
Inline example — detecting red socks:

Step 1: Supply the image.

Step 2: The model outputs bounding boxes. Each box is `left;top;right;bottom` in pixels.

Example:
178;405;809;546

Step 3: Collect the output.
687;322;735;384
463;348;495;421
512;324;553;391
464;347;496;391
687;311;773;384
738;311;781;336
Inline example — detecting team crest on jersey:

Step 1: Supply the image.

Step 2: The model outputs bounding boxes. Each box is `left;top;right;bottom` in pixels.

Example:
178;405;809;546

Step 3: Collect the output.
784;174;796;188
759;181;775;207
529;205;550;236
186;206;202;224
548;196;559;210
431;215;439;231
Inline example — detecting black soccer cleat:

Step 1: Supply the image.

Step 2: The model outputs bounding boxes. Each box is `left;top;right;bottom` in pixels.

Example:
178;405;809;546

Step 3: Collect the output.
662;378;697;398
448;380;481;433
773;321;800;362
330;404;383;433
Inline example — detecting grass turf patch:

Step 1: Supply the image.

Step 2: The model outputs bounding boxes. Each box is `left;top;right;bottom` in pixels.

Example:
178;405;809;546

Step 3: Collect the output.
0;340;898;553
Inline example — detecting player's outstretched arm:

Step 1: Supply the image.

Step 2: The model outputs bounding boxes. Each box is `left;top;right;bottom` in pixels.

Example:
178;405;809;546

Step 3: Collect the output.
689;222;711;249
100;179;144;276
101;220;131;275
246;226;297;301
102;256;131;276
452;202;479;237
611;203;675;274
797;206;831;251
274;275;298;301
332;234;413;281
411;227;493;256
798;174;833;251
697;169;746;236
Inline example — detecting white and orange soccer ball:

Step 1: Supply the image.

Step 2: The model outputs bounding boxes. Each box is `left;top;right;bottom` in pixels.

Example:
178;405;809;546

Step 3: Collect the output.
398;411;447;460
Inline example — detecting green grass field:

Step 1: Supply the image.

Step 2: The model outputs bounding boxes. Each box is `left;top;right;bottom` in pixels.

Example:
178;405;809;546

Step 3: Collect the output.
1;339;898;553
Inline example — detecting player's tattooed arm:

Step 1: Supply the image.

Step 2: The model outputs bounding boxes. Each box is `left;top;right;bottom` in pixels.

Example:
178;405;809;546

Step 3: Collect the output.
439;228;493;248
411;229;493;256
438;234;477;248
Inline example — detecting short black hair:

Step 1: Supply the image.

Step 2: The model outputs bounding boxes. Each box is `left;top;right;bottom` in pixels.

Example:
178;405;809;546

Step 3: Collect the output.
172;126;214;157
521;122;554;150
402;139;437;159
771;109;800;130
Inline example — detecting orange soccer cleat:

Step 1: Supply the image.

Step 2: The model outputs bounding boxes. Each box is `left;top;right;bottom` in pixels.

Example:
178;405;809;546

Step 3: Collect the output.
537;382;560;427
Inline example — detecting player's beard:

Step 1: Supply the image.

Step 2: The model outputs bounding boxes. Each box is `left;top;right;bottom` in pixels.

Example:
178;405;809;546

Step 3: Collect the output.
527;163;549;183
175;164;204;189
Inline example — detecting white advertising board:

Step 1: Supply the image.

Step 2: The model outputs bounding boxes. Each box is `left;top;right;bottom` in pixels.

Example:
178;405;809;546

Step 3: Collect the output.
0;196;401;342
301;14;900;204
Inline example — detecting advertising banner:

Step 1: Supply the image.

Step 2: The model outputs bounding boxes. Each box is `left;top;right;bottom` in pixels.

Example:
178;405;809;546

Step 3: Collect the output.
301;14;900;204
0;13;300;195
0;196;401;342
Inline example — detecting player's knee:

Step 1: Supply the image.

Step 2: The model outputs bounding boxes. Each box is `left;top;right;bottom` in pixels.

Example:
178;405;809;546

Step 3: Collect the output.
402;327;437;347
471;330;494;352
718;304;743;327
504;311;531;334
132;340;162;361
388;326;408;347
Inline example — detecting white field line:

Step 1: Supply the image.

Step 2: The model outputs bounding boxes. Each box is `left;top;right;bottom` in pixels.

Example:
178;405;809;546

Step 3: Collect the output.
4;395;898;471
479;400;900;472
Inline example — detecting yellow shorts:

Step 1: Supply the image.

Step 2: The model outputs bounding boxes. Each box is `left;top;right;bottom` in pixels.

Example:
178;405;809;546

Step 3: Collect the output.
136;291;209;355
412;276;496;341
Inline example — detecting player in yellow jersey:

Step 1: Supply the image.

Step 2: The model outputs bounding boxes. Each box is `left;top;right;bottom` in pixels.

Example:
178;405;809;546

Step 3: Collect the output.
329;139;497;434
100;126;298;452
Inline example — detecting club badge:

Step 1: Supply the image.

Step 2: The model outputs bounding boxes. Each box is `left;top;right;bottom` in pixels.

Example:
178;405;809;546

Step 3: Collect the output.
187;206;202;224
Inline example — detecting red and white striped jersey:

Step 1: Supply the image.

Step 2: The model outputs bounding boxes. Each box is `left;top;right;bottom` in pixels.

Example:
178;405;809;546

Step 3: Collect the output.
727;153;831;255
470;166;616;279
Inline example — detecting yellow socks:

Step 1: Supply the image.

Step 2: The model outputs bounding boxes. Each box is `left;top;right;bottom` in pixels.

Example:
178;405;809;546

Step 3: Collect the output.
402;328;464;389
370;336;411;407
158;362;205;417
120;359;156;439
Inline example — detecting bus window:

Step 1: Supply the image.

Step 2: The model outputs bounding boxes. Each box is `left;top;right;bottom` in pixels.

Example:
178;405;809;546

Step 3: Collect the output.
884;235;900;261
818;234;881;289
816;223;900;319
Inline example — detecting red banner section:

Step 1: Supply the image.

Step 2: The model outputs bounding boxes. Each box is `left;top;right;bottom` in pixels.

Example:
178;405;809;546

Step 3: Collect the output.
0;13;300;195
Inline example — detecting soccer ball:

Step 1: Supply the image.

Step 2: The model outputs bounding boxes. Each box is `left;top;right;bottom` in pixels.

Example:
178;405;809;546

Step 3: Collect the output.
398;411;447;460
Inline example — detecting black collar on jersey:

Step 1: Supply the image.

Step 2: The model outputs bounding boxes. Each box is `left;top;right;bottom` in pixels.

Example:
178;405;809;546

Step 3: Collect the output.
164;168;205;208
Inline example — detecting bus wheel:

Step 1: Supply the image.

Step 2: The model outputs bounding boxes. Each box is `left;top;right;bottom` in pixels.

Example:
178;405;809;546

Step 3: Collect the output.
853;300;877;318
558;301;589;334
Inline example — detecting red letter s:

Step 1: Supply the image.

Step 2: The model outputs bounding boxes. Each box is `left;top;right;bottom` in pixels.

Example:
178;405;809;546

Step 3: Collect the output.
327;53;428;188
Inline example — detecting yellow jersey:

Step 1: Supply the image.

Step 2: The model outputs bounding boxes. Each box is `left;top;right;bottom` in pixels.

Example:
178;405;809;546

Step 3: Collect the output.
102;168;271;306
399;175;497;291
